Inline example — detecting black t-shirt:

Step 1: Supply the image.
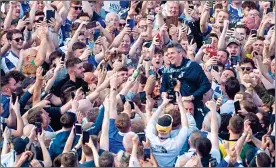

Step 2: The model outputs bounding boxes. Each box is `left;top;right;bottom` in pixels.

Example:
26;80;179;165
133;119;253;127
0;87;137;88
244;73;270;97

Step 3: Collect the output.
60;78;89;95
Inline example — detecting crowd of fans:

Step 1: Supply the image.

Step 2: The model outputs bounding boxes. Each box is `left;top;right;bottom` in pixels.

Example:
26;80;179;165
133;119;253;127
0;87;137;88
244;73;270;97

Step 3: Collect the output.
0;0;275;167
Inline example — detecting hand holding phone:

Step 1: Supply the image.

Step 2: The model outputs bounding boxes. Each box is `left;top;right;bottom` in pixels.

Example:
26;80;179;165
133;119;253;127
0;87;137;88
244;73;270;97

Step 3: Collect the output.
234;101;241;114
46;10;55;23
82;131;89;144
139;91;147;104
75;124;82;135
144;148;151;161
35;122;42;134
127;19;135;29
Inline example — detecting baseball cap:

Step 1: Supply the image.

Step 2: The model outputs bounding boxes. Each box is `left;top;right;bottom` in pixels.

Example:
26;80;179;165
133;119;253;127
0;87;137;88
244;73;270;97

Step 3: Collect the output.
12;137;29;155
226;38;241;47
156;114;173;134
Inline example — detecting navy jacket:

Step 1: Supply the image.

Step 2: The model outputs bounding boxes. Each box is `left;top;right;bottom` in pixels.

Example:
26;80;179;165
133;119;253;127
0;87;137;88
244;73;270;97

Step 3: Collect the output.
161;58;211;104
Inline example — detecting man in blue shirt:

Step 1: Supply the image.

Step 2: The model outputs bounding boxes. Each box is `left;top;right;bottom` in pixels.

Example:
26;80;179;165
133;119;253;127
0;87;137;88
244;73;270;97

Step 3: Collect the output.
161;43;211;129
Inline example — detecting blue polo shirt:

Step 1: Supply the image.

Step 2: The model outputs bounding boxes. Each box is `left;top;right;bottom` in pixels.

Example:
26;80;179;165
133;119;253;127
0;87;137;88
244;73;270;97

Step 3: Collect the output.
61;18;73;41
108;119;125;154
1;94;10;118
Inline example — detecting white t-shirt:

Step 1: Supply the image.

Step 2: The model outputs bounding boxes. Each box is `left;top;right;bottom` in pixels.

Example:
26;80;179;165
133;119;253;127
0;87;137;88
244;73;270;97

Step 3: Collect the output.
1;150;15;167
145;119;188;167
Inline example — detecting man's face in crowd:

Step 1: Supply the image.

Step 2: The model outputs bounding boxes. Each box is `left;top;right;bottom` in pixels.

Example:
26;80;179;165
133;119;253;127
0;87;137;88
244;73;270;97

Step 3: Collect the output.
248;9;261;28
78;34;86;44
152;53;164;69
37;1;45;12
73;62;85;78
84;72;97;85
180;39;188;52
252;40;264;55
217;50;228;65
70;3;82;17
227;43;240;56
106;13;119;30
240;62;254;74
138;19;147;32
147;1;157;9
220;70;235;84
118;70;128;83
167;47;182;66
183;101;194;116
41;109;51;128
34;14;45;30
119;35;131;54
153;81;161;98
73;48;86;58
1;33;8;46
2;78;17;94
214;8;222;19
216;11;229;27
11;2;21;18
167;2;179;16
211;37;218;49
10;33;24;50
235;27;247;42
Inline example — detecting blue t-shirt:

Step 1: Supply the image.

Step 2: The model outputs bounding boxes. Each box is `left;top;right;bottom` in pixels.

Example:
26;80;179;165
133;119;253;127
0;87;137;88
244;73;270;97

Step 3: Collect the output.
228;5;243;24
78;160;95;167
1;94;10;118
61;18;73;41
108;119;125;154
91;12;106;28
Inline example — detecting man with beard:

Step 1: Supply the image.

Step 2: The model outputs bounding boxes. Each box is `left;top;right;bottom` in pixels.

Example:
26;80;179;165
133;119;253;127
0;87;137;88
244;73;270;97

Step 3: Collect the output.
60;57;88;94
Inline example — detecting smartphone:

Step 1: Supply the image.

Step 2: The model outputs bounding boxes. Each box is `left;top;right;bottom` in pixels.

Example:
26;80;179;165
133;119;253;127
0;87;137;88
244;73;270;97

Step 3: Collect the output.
88;41;94;49
230;56;238;66
129;101;135;110
212;65;219;72
127;19;135;29
70;92;75;99
24;11;29;18
35;122;42;134
120;94;126;104
204;38;213;45
82;131;89;144
144;148;151;161
46;10;55;23
75;123;82;135
234;101;241;113
11;93;18;104
206;47;217;57
250;29;257;37
93;30;101;41
267;8;273;14
156;33;161;42
139;91;147;104
144;41;152;48
137;132;146;143
86;21;97;29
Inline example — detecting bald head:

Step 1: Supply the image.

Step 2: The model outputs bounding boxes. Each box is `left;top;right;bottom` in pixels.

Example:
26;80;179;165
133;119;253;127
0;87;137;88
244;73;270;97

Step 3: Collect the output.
123;132;137;153
78;99;93;114
84;72;97;85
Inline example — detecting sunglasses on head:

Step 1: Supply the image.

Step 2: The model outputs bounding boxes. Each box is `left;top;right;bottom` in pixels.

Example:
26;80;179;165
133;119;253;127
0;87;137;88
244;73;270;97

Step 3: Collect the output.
241;67;252;71
13;37;24;42
72;6;82;11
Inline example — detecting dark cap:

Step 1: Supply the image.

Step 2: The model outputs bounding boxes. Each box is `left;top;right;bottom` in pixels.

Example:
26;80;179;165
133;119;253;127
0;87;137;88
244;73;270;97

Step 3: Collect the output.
157;114;173;127
12;137;29;155
227;38;241;46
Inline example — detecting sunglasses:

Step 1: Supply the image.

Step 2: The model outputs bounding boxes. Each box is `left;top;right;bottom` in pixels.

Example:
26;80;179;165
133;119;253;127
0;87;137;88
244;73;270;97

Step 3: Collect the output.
72;6;82;11
241;67;252;71
13;37;24;42
34;17;44;23
119;23;126;27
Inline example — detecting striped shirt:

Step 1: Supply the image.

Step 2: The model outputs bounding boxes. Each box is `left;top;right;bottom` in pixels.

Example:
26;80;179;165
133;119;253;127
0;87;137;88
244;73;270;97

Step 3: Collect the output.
1;51;19;73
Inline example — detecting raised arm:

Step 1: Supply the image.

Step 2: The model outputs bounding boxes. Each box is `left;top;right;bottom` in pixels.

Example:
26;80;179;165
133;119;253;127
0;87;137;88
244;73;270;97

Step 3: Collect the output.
176;92;189;128
37;132;52;167
82;1;94;17
3;2;14;30
109;74;119;119
44;60;64;92
206;101;219;150
32;67;44;106
218;20;229;50
9;97;23;137
100;95;110;151
34;23;49;66
63;126;76;153
200;1;210;34
109;25;131;48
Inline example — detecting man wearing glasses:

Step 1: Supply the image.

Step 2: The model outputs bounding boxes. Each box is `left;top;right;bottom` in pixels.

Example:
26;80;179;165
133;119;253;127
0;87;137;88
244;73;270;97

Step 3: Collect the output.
1;29;24;73
60;1;83;41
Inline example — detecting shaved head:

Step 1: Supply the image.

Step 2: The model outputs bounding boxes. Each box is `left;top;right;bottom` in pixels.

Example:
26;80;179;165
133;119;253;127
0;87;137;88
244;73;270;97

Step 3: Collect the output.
78;99;93;114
